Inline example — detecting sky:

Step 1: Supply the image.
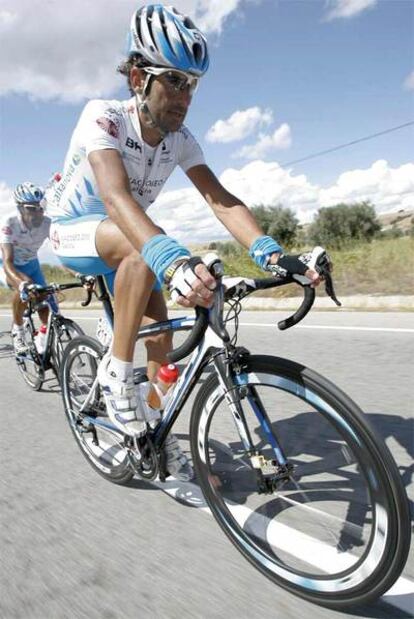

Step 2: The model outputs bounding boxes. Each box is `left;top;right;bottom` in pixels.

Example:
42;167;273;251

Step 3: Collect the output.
0;0;413;262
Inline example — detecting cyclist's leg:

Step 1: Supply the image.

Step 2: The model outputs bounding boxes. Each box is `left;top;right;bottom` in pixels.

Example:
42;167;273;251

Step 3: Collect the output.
6;260;37;327
95;217;156;362
141;288;172;380
21;259;56;323
52;215;154;436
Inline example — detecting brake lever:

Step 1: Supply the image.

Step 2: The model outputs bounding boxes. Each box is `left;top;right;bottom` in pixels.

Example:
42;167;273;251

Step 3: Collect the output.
209;261;230;342
321;268;341;306
81;288;93;307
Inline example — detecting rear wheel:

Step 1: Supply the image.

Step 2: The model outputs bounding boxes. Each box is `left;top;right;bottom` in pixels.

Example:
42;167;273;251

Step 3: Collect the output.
61;335;134;485
190;355;411;609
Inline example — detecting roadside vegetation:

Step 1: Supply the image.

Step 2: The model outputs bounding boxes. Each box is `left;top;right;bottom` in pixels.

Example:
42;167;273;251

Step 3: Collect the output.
0;202;412;304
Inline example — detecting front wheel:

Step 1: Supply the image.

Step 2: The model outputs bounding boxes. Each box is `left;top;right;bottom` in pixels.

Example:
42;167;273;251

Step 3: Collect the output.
60;335;134;485
51;316;84;381
15;319;44;391
190;355;411;609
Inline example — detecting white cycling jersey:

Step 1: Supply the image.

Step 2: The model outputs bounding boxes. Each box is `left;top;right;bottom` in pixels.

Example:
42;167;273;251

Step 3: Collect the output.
46;97;205;221
0;214;51;265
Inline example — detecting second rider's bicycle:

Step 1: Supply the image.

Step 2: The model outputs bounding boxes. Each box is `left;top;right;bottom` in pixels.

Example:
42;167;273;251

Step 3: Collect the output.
15;278;92;390
59;255;410;609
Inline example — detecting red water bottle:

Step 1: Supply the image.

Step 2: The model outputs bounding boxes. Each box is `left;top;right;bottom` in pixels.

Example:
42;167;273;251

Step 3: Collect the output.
35;324;48;354
147;363;179;410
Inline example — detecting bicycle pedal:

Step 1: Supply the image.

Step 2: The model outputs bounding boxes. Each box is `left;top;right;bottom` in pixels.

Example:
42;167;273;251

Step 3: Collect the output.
77;420;94;433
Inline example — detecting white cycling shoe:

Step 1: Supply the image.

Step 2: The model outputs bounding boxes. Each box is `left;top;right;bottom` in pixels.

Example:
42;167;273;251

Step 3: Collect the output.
12;330;27;354
97;356;147;437
163;433;194;482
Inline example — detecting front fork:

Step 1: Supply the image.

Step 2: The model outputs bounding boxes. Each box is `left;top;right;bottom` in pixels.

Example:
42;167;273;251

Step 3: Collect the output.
213;348;293;493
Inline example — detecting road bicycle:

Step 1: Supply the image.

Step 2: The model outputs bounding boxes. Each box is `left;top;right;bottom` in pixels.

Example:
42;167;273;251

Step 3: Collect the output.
14;278;92;390
59;256;410;609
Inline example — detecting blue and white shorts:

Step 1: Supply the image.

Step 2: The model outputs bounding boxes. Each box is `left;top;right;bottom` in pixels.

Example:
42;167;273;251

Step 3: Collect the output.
50;214;161;295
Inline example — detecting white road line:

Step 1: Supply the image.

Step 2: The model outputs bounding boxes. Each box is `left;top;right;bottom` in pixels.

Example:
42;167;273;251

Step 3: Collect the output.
159;480;414;614
240;323;414;333
1;313;412;334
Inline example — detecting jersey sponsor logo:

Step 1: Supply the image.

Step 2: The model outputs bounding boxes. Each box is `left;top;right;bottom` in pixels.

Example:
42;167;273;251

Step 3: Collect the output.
129;177;165;195
96;117;119;138
126;137;142;152
53;153;82;201
1;226;12;235
160;141;173;164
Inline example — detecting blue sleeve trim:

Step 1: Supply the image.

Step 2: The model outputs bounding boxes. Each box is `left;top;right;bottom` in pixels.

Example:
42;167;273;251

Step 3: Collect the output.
249;236;283;270
141;234;190;283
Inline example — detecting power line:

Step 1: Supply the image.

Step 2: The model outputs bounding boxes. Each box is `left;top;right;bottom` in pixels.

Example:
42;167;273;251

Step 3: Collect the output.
280;121;414;168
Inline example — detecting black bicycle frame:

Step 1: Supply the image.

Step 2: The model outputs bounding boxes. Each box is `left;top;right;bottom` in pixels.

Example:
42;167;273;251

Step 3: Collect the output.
82;275;289;463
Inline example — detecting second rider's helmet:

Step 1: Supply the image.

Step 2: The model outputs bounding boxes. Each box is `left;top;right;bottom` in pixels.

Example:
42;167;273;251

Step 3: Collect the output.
126;4;209;76
13;182;45;206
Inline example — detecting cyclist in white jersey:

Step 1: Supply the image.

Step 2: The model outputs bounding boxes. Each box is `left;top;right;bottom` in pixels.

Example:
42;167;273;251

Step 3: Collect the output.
47;5;320;481
0;182;57;353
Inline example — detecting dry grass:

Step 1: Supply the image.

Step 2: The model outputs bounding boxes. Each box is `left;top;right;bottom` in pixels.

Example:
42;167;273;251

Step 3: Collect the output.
0;237;413;305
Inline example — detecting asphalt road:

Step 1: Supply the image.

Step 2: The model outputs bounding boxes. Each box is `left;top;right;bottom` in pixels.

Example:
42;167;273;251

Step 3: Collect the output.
0;309;413;619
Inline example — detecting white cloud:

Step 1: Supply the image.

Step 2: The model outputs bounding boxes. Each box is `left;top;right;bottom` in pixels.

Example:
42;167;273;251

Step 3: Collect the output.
2;159;412;254
235;124;292;159
150;159;414;242
206;107;273;143
194;0;240;34
324;0;377;21
147;187;230;244
403;70;414;91
0;0;256;103
319;160;414;212
219;161;320;222
0;182;14;220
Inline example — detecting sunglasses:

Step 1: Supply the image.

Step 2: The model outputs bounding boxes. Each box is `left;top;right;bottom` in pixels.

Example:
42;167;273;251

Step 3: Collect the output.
144;67;199;95
21;204;44;212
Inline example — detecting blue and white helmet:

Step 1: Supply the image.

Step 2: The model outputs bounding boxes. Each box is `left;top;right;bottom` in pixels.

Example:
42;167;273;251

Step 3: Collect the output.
13;182;45;206
127;4;209;77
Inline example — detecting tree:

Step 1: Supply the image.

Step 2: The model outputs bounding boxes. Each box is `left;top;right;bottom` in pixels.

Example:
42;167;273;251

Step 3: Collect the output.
308;202;381;249
251;204;299;249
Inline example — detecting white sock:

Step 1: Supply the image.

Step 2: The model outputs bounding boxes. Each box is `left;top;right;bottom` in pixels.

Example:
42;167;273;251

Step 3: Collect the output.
107;356;133;381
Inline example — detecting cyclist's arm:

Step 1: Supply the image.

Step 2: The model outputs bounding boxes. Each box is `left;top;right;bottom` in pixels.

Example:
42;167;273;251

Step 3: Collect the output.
0;243;29;289
187;165;320;283
89;149;214;302
88;149;163;251
186;164;280;262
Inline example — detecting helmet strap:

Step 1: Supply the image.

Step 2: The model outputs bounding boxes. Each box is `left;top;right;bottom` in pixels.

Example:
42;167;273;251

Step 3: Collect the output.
136;75;168;139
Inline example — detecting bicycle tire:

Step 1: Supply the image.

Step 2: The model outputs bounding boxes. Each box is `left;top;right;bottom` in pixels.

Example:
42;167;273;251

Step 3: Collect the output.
190;354;411;608
14;319;44;391
51;316;84;381
61;335;134;485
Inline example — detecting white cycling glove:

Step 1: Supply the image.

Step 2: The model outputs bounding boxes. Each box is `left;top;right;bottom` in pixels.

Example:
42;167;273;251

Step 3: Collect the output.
166;253;221;303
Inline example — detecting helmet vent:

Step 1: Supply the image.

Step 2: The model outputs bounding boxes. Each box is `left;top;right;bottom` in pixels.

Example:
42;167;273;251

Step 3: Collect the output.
177;28;192;61
192;43;203;64
136;13;143;45
183;16;195;30
146;6;158;50
159;8;176;56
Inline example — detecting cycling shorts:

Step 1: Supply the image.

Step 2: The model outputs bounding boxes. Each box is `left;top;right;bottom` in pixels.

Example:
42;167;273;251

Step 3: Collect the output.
50;214;161;295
